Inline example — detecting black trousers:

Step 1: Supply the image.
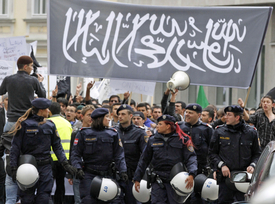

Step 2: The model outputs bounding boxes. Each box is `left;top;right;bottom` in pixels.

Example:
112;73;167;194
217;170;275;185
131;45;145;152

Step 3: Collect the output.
0;158;5;204
52;161;66;204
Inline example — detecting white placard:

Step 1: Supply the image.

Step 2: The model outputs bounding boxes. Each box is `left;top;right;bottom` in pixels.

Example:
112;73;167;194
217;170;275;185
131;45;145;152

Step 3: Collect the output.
0;36;27;62
97;79;111;104
37;67;57;98
110;80;156;96
0;60;15;85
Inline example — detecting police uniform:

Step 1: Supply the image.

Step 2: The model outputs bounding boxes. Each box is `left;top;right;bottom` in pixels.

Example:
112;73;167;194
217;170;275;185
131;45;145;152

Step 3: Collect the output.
134;115;197;204
71;108;127;204
178;104;213;174
178;104;212;204
9;98;74;204
209;105;261;204
115;105;147;204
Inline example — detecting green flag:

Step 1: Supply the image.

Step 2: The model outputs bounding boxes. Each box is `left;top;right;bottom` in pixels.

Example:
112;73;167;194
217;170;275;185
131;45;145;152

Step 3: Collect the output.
196;86;209;108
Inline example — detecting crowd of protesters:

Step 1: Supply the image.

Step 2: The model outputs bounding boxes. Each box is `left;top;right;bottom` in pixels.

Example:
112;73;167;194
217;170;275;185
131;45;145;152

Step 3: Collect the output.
0;56;274;204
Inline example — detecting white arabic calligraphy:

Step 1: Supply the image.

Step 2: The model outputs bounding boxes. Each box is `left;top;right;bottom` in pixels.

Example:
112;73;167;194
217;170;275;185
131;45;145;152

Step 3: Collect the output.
62;8;247;74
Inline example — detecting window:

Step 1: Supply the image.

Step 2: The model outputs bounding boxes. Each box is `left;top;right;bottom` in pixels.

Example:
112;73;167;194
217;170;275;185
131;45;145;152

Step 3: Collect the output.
216;87;232;106
188;85;197;103
0;0;8;16
33;0;47;15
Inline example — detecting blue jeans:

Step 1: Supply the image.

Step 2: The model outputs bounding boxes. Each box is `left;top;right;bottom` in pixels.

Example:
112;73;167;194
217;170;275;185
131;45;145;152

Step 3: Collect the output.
3;121;16;133
5;174;17;204
73;177;81;204
4;122;18;204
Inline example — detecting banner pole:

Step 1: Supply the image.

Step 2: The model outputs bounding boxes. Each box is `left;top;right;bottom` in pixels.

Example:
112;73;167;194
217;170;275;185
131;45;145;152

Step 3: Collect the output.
151;96;154;107
48;75;50;98
128;92;132;105
244;87;251;107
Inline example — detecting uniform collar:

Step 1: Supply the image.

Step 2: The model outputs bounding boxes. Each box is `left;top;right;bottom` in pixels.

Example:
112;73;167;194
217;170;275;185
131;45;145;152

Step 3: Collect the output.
32;114;44;122
155;131;177;139
186;119;201;127
119;123;134;132
226;120;245;131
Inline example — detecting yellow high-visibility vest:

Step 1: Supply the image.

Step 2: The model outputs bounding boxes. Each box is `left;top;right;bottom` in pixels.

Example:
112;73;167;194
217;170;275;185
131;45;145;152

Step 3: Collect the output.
49;116;73;161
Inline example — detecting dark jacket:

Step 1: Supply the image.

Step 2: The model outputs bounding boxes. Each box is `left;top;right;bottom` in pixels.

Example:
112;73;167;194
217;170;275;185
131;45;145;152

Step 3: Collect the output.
10;115;67;168
0;107;5;136
133;131;197;182
209;120;261;171
71;127;127;173
161;92;181;121
0;71;46;122
115;123;147;174
178;120;213;169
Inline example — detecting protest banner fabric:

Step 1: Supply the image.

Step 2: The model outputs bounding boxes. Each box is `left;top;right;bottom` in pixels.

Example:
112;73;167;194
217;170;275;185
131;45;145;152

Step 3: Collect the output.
48;0;272;88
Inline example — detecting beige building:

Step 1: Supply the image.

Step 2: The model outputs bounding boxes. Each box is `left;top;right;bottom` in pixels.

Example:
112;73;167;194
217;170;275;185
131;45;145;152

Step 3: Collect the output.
1;0;274;108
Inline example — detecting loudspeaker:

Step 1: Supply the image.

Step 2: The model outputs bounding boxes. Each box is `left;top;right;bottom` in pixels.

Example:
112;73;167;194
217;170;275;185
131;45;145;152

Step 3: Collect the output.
167;71;190;92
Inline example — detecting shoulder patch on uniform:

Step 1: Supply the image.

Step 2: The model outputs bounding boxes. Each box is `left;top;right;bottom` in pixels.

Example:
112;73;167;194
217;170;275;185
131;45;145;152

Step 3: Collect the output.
215;125;220;129
187;146;194;152
254;127;257;131
144;135;149;143
119;139;123;147
55;130;60;137
74;138;79;146
111;128;117;132
138;126;145;129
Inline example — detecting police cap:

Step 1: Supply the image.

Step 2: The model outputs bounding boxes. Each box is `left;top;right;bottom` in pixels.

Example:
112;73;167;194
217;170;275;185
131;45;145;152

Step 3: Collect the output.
31;98;52;109
157;115;176;123
91;108;109;119
117;104;133;115
186;103;202;113
133;111;145;120
224;105;243;114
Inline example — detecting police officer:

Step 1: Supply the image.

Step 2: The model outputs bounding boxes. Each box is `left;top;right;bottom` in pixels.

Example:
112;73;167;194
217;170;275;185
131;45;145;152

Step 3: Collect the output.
178;104;213;204
178;104;213;175
116;104;148;204
209;105;261;204
71;108;127;204
9;98;76;204
133;115;197;204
